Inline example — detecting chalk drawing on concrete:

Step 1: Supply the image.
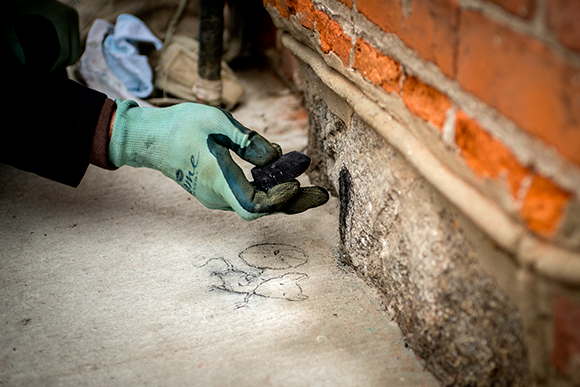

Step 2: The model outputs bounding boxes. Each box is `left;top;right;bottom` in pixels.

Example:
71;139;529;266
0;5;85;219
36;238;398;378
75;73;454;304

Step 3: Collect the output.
199;243;309;308
239;243;308;270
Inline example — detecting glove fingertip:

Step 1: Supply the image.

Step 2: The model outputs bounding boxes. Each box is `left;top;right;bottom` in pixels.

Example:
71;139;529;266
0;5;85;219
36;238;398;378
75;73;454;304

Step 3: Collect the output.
282;186;330;215
243;134;282;166
266;180;300;202
271;143;282;157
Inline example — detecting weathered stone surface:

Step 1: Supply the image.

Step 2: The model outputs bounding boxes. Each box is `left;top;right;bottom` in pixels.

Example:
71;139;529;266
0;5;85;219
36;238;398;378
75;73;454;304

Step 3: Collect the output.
303;66;530;386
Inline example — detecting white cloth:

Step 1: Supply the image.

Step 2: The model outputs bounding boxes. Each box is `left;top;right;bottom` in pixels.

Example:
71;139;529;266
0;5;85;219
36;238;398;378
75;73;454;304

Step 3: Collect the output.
103;14;163;98
79;18;152;106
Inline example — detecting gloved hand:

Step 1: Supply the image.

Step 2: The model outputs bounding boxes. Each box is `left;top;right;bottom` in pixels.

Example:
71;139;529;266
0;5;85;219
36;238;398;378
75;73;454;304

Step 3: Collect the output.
109;100;329;220
2;0;80;72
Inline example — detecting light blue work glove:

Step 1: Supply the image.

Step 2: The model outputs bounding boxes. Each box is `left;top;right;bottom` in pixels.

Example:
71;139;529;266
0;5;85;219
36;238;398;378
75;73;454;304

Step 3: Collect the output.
109;100;329;220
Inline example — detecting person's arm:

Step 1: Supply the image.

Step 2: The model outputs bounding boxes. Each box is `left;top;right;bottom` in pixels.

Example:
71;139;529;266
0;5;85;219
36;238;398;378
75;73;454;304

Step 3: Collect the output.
0;73;116;186
1;0;110;186
89;99;117;171
1;0;329;219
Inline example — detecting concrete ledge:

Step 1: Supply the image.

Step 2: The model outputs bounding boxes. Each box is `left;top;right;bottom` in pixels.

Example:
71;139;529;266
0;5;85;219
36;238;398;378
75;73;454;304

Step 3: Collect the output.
299;59;530;385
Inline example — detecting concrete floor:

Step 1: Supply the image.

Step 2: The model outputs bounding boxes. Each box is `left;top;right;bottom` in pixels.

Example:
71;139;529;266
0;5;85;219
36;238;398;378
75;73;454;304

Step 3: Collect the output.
0;67;440;386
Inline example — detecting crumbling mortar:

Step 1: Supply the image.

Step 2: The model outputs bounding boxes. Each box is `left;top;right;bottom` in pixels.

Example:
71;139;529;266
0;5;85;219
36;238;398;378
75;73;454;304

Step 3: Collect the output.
312;0;357;69
264;4;319;52
442;105;458;149
270;6;580;196
313;0;355;38
281;8;580;195
266;5;580;194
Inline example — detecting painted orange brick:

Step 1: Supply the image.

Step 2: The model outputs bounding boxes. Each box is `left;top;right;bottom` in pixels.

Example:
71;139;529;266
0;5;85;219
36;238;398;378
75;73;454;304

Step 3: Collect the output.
457;11;580;166
402;76;452;130
356;0;402;34
485;0;535;18
357;0;459;78
353;39;402;93
547;0;580;52
263;0;315;30
520;175;571;236
552;296;580;377
455;111;530;198
315;10;352;66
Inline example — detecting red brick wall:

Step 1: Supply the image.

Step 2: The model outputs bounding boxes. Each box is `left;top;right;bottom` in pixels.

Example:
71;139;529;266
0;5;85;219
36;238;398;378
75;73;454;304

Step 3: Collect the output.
264;0;580;240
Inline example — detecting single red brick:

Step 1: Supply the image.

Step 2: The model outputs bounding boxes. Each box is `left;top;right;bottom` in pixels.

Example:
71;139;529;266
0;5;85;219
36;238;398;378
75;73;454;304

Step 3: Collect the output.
457;11;580;166
552;296;580;376
353;38;402;93
356;0;403;34
402;76;452;129
357;0;459;78
405;0;459;78
315;10;352;66
520;174;571;236
485;0;535;18
547;0;580;52
455;111;530;198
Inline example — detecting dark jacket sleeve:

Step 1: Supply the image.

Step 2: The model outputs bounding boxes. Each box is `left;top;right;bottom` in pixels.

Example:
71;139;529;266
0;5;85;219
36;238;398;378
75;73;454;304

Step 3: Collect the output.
0;69;113;187
1;1;116;187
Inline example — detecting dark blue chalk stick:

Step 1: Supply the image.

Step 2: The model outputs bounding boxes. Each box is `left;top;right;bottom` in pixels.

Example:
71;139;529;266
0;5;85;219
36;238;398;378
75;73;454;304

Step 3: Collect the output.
251;151;311;191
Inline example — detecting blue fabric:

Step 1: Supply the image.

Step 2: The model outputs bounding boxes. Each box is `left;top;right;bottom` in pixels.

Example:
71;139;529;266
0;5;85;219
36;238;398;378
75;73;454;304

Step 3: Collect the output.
103;14;162;98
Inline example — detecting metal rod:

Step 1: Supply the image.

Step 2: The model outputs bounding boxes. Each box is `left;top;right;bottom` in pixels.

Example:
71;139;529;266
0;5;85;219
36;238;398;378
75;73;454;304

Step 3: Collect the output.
198;0;224;82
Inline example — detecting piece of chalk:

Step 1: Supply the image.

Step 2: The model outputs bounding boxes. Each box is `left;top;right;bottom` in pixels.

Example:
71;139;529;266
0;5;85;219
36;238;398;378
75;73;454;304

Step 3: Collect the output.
251;151;311;191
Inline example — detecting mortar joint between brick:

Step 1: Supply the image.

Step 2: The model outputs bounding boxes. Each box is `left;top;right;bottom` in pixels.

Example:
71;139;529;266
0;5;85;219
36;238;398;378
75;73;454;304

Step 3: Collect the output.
349;34;355;69
517;175;534;204
398;68;406;93
442;106;458;149
402;0;412;18
531;0;548;32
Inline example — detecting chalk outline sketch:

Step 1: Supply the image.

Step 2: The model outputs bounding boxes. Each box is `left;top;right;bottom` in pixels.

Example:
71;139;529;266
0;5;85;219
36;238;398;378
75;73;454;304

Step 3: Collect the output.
239;243;308;270
199;243;310;308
